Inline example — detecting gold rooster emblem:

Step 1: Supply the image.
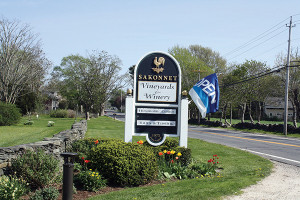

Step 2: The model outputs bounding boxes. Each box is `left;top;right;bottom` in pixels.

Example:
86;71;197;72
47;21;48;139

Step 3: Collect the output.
152;57;165;74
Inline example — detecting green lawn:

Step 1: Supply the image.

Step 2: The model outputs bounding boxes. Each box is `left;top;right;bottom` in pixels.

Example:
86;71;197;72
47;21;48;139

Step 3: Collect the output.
86;116;273;200
0;115;78;147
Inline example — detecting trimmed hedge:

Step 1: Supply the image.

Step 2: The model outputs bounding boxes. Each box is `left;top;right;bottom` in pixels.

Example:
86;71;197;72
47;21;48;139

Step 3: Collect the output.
88;139;158;186
49;109;68;118
0;102;21;126
233;122;300;134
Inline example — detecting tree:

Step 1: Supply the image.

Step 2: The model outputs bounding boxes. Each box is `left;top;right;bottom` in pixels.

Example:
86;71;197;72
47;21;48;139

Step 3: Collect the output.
169;45;219;122
169;45;213;91
189;45;227;74
0;18;51;104
55;51;124;119
275;48;300;127
222;60;274;123
88;51;125;115
109;89;125;111
15;86;39;115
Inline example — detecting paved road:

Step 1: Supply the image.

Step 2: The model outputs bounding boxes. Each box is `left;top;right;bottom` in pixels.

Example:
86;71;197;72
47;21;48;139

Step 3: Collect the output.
106;112;300;167
105;111;125;121
189;126;300;167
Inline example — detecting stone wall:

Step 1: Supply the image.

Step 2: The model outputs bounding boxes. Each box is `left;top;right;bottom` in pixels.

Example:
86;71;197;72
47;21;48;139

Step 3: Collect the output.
0;120;87;176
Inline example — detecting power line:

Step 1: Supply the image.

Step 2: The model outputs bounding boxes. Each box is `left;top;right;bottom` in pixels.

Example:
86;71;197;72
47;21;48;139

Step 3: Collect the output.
253;41;286;58
221;62;300;88
224;17;290;57
227;29;287;61
221;65;286;88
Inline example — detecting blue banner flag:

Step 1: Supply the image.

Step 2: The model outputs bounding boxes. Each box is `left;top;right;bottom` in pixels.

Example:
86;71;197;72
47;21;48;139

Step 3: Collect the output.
189;73;220;118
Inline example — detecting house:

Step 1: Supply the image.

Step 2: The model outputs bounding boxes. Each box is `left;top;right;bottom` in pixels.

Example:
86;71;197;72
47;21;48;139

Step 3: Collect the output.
264;97;293;120
44;91;62;111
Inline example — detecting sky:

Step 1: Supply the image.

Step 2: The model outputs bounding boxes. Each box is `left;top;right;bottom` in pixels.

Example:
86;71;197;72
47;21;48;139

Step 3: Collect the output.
1;0;300;76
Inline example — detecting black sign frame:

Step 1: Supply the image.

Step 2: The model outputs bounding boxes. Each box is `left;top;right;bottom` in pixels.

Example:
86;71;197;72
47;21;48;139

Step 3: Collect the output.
132;51;181;146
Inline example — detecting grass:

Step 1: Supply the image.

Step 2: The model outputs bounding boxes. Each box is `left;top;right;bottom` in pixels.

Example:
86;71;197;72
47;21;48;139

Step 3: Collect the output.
86;116;273;200
0;115;78;147
86;117;125;139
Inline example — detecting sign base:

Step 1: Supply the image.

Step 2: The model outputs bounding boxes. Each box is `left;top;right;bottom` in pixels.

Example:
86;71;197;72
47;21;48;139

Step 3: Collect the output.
146;133;166;146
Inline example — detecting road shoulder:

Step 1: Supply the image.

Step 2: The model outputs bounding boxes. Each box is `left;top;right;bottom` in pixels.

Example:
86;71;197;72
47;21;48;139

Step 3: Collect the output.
224;161;300;200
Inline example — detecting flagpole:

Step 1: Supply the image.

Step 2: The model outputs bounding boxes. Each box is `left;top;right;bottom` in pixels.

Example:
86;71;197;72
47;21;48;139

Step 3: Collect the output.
193;70;208;124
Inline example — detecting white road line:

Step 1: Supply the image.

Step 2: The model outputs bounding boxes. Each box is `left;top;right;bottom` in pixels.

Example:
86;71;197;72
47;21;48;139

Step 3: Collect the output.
241;149;300;164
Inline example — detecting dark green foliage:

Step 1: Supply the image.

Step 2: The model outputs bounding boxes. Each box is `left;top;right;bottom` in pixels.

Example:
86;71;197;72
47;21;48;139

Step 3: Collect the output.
11;149;59;189
74;170;106;192
233;122;300;134
71;138;101;159
175;147;192;166
58;99;68;109
29;187;59;200
15;89;38;115
88;139;158;186
162;137;179;148
0;102;21;126
49;109;68;118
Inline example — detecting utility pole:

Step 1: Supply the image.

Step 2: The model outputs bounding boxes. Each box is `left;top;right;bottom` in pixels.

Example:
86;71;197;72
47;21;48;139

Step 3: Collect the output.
283;16;295;136
120;89;123;113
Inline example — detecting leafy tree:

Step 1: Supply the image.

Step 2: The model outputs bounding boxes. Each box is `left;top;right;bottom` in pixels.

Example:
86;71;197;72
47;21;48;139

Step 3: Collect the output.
169;45;224;122
189;45;227;74
169;45;213;91
275;48;300;127
15;86;39;115
54;51;124;119
224;60;279;123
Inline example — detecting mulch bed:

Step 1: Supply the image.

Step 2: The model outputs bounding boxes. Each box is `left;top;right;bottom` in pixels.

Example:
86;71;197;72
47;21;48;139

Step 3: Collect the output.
22;179;170;200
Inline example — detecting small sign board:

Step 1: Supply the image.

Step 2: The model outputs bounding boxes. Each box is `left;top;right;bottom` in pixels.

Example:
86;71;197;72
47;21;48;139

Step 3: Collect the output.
130;51;181;146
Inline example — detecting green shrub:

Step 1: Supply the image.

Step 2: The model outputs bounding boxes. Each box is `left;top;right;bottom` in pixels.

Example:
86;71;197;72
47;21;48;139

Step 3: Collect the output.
29;187;59;200
88;139;158;186
11;149;59;189
24;120;34;125
58;99;68;110
175;147;192;166
0;175;28;200
71;138;101;159
49;109;68;118
67;109;76;118
162;138;179;148
0;102;21;126
74;170;107;192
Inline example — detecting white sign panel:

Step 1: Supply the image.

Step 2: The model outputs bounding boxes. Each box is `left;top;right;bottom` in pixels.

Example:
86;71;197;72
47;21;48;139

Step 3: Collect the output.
138;81;177;102
137;120;176;127
137;108;176;114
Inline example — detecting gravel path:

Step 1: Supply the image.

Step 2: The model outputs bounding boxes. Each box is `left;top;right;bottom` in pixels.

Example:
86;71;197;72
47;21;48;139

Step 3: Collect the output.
224;161;300;200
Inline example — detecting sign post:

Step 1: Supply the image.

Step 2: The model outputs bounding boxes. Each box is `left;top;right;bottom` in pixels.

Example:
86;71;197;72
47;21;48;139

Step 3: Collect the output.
125;51;188;147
